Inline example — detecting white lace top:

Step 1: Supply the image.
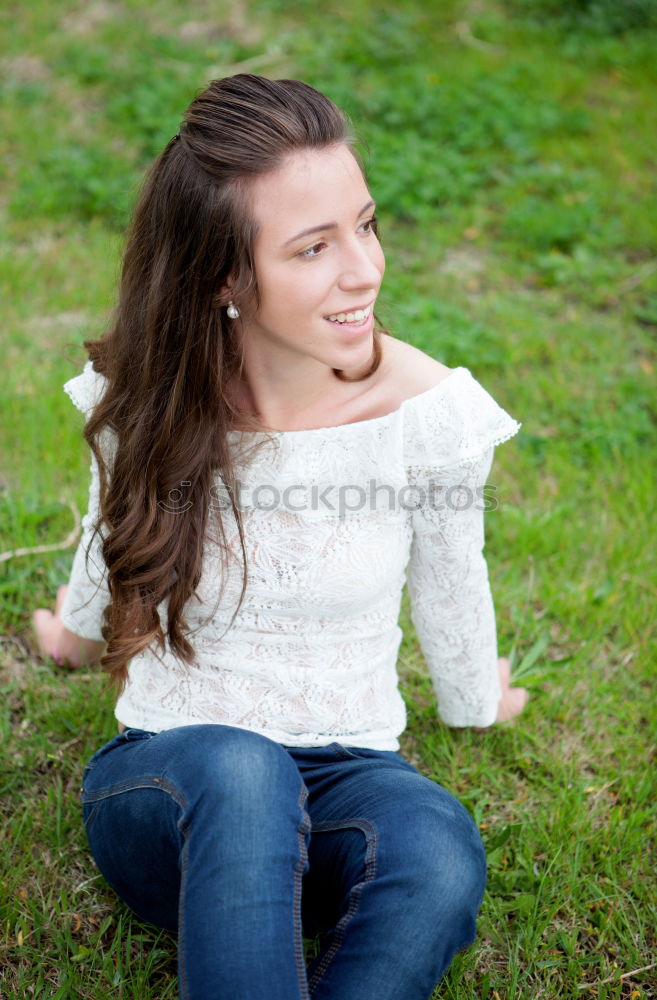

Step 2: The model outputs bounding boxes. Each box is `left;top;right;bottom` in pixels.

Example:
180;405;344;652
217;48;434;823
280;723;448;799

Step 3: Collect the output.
61;361;520;749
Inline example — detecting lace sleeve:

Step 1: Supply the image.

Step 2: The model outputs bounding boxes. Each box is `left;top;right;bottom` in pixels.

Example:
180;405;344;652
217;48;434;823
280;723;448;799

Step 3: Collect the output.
402;368;520;727
59;362;111;641
60;450;109;641
406;448;501;727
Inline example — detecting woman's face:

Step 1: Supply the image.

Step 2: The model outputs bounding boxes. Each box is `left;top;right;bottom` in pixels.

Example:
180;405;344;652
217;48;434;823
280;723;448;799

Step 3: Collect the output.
238;143;385;375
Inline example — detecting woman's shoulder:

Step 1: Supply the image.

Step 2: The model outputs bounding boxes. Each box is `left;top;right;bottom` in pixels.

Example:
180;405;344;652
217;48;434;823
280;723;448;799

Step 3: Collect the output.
382;336;521;469
376;334;452;412
63;360;108;416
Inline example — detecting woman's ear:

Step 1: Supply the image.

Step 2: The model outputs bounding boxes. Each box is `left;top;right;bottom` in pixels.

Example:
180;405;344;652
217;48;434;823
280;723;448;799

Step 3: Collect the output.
215;277;234;307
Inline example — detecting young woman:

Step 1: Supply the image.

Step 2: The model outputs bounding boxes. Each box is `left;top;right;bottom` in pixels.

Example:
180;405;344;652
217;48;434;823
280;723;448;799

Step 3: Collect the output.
33;74;527;1000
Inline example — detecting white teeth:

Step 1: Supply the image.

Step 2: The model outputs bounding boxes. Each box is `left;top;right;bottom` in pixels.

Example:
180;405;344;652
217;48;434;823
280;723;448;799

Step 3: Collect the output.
326;305;371;324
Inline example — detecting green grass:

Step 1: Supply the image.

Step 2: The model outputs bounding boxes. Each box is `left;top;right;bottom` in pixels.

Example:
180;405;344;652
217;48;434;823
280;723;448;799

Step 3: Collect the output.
1;0;656;997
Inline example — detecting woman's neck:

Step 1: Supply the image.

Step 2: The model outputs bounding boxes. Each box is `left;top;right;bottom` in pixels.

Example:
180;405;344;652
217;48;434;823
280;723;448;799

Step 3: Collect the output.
229;352;379;433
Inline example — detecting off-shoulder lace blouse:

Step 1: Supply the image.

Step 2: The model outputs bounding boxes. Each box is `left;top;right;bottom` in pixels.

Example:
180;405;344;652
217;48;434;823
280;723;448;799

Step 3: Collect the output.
60;360;520;749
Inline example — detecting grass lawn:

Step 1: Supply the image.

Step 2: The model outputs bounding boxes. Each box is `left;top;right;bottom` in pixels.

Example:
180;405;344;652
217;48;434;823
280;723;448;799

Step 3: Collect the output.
1;1;656;997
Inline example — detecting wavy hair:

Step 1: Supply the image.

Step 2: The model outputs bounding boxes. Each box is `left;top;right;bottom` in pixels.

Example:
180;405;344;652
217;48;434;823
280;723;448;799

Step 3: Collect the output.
82;74;385;689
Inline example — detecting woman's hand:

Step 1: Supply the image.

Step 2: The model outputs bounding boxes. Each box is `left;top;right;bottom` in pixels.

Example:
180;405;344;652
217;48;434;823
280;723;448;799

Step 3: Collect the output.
495;656;528;723
32;585;105;668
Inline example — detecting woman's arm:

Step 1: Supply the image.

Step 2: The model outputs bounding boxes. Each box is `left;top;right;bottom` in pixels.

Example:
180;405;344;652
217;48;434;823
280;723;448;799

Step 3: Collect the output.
33;431;110;666
406;448;527;728
34;365;112;669
33;584;105;668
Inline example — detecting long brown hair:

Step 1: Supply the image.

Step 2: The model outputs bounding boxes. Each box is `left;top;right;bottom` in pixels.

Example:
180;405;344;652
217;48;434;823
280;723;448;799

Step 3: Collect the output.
83;74;384;689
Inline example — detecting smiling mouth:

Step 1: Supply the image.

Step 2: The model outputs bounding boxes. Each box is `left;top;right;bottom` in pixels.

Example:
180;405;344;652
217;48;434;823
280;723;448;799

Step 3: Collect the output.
325;304;372;325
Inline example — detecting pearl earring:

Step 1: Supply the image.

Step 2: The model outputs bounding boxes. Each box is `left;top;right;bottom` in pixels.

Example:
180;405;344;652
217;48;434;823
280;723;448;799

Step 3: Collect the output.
227;301;240;319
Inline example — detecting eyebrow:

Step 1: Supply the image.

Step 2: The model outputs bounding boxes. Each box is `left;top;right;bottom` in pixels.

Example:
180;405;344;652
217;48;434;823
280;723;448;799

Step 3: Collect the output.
282;199;376;248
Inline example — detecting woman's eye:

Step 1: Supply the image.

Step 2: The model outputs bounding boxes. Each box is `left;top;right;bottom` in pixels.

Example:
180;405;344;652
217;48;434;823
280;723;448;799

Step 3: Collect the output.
299;242;326;259
298;217;378;259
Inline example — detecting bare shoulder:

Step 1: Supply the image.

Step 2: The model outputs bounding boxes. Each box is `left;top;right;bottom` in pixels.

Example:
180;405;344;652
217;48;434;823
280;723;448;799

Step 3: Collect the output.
377;334;452;406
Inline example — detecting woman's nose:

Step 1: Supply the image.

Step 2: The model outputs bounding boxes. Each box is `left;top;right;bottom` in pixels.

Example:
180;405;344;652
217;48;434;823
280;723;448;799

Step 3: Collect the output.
338;236;384;290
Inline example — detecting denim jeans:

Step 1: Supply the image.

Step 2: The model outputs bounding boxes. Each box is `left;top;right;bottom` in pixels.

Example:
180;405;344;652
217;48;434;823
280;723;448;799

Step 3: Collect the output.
80;724;486;1000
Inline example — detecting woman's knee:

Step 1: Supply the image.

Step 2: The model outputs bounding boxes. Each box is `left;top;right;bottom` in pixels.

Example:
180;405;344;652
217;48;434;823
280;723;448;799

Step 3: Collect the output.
82;726;309;932
156;724;307;816
380;790;486;917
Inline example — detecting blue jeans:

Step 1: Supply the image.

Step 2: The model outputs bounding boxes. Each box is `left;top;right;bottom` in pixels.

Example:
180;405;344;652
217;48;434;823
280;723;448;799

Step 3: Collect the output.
80;725;486;1000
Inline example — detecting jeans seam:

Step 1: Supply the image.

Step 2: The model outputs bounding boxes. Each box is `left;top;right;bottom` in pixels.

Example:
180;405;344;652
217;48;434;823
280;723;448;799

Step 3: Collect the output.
306;818;378;993
326;744;361;761
81;775;184;802
178;819;191;1000
294;783;312;1000
82;800;101;836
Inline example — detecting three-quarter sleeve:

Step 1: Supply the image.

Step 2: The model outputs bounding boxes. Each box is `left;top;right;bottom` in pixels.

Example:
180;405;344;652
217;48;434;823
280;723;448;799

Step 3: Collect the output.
59;362;112;641
403;368;520;727
60;450;109;641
